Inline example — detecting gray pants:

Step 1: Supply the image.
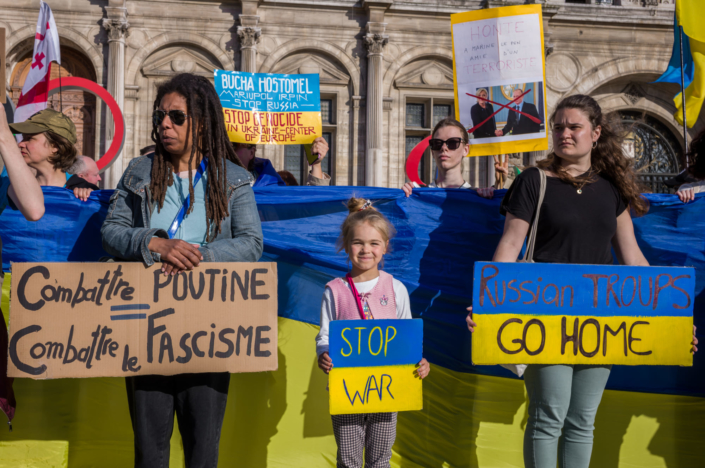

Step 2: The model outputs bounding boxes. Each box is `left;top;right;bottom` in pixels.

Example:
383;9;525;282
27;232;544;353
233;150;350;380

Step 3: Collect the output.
331;412;398;468
524;364;612;468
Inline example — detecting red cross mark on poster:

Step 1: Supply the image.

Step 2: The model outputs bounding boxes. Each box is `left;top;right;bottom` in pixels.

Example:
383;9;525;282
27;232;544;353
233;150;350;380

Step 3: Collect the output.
464;89;540;134
35;22;50;41
31;52;45;70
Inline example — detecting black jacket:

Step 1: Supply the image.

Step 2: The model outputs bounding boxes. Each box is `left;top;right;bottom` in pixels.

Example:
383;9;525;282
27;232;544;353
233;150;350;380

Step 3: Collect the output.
470;103;497;139
502;102;541;135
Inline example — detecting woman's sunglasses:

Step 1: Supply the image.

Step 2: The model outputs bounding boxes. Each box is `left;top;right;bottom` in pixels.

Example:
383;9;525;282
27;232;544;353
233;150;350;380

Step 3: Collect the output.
153;110;189;127
429;137;464;151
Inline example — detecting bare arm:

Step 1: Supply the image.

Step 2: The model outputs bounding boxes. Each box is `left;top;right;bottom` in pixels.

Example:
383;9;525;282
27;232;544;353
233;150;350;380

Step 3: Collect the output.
612;209;649;266
492;213;530;262
0;112;44;221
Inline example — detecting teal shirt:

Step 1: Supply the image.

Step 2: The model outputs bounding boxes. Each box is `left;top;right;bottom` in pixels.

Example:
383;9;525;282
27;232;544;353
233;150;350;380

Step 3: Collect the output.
150;171;209;246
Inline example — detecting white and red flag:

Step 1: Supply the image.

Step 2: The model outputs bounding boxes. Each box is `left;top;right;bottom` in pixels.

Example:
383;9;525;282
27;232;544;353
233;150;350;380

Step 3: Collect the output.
14;1;61;125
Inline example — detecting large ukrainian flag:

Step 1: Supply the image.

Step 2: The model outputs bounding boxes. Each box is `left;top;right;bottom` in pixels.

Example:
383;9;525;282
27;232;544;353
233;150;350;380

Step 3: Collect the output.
0;187;703;467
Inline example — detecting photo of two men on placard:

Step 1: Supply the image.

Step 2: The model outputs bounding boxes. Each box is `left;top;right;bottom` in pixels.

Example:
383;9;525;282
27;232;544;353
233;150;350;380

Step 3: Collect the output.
464;81;546;143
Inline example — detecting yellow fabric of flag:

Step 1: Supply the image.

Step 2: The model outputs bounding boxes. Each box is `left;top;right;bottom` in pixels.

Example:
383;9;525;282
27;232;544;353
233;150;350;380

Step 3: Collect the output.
675;0;705;127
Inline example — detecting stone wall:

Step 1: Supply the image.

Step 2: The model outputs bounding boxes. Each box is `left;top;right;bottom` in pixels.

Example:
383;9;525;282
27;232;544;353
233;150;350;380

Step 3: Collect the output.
2;0;700;188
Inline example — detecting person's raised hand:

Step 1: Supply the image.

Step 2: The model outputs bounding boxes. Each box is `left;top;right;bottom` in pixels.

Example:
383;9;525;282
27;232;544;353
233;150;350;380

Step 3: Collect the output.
677;187;695;203
415;358;430;379
477;187;495;199
73;187;93;202
311;137;329;163
149;237;203;276
402;182;416;197
466;306;477;332
318;351;333;374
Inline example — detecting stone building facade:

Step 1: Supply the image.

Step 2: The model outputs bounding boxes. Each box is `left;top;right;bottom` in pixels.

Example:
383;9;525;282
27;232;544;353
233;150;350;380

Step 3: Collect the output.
2;0;701;190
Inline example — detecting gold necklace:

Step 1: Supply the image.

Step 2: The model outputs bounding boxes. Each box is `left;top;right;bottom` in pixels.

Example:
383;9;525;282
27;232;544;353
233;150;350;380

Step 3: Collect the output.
575;168;593;194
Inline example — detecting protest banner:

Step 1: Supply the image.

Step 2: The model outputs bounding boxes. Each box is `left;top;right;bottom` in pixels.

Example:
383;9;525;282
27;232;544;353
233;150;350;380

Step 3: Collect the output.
8;262;278;379
215;69;322;145
471;262;694;366
451;5;548;156
328;319;423;415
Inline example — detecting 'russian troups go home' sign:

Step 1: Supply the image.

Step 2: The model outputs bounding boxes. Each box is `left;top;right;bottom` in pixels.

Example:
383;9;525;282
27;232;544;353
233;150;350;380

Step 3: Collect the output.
471;262;694;366
328;319;423;415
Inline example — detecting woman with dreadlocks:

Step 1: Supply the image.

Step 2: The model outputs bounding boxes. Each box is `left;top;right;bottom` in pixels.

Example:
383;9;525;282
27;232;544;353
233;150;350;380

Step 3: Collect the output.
101;73;262;468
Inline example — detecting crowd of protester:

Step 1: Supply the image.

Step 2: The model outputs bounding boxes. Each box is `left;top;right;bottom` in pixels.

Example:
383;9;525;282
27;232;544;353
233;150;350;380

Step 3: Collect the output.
0;71;701;468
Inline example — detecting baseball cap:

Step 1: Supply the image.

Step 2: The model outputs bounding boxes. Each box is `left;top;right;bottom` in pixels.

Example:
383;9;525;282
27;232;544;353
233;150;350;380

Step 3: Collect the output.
9;109;77;145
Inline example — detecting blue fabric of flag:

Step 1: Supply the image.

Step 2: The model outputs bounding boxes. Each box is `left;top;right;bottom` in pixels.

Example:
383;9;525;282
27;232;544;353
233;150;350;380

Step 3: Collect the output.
654;16;695;88
0;186;703;397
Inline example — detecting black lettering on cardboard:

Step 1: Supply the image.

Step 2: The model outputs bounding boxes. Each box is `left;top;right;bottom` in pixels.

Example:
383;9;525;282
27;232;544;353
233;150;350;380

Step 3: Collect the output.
30;343;46;359
159;333;174;363
96;270;110;306
173;273;188;301
561;317;579;356
206;269;222;301
209;325;216;358
106;265;123;300
56;286;72;304
122;344;141;372
479;264;499;307
216;329;235;358
628;321;652;355
237;326;253;356
108;341;119;358
507;279;520;303
40;285;56;302
578;319;600;358
494;281;507;306
86;325;101;369
255;326;272;357
71;273;88;308
560;285;574;307
497;318;523;354
9;325;46;375
153;270;172;302
148;308;175;363
231;270;249;301
583;274;608;308
63;325;78;364
621;276;636;307
17;266;50;311
95;326;112;361
603;322;627;356
251;269;270;300
192;331;207;357
519;281;536;305
189;271;205;299
46;341;64;359
77;346;90;363
177;333;192;364
523;319;545;356
121;287;134;301
606;274;621;307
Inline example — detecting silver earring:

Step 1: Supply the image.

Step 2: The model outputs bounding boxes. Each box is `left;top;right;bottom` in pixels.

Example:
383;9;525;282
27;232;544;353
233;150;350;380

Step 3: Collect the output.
592;141;597;149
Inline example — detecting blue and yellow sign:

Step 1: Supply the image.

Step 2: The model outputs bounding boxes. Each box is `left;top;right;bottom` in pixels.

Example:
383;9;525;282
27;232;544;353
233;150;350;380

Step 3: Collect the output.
214;69;322;145
329;319;423;415
471;262;694;366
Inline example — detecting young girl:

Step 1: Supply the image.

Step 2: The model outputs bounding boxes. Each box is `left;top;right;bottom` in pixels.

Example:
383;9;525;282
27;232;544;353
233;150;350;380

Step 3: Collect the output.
315;197;430;468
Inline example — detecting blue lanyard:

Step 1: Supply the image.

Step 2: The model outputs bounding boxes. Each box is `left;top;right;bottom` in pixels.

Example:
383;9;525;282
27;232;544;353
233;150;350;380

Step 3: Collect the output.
167;158;208;239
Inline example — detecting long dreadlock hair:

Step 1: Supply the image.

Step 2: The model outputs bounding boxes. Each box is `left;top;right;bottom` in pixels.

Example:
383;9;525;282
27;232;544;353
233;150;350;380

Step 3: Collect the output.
150;73;244;241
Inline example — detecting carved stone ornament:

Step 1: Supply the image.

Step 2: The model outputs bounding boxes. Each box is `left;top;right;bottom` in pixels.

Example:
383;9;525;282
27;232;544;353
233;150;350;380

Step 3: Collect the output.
237;26;261;49
364;33;388;56
102;17;130;42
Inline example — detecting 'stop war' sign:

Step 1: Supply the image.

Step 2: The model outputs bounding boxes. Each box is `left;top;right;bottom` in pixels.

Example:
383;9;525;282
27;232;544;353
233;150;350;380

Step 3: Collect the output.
471;262;694;366
8;262;278;379
328;319;423;415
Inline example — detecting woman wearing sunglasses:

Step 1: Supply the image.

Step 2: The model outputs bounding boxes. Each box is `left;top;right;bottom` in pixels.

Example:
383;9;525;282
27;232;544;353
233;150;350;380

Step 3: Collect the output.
101;73;263;468
402;117;495;198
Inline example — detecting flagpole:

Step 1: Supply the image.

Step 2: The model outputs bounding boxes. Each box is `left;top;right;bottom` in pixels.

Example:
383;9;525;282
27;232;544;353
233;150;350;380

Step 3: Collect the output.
679;25;689;164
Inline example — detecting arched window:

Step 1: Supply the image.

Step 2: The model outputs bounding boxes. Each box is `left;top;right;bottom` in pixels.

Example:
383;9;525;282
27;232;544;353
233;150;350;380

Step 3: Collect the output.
620;111;682;193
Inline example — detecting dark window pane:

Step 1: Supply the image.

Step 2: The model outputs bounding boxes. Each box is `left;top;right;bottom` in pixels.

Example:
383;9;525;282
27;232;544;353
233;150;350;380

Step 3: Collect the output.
322;132;332;182
285;145;303;184
405;135;425;181
406;103;424;128
433;104;452;126
321;100;333;124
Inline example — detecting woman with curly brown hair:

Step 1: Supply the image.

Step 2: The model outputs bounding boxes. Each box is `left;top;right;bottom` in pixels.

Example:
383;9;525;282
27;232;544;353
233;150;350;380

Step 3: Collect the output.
676;129;705;202
466;94;697;468
101;73;263;468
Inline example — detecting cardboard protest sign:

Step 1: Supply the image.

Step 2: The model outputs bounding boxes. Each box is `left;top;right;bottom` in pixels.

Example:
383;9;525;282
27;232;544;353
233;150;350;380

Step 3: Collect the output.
328;319;423;415
8;262;278;379
471;262;694;366
451;5;548;157
215;69;322;145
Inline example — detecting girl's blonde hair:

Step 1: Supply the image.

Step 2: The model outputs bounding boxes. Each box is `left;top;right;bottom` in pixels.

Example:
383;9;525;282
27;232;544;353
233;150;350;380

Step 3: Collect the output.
336;197;397;255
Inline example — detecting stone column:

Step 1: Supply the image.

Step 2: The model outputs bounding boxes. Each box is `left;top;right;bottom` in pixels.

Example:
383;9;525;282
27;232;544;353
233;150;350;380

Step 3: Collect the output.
364;24;388;187
102;5;129;189
237;15;260;73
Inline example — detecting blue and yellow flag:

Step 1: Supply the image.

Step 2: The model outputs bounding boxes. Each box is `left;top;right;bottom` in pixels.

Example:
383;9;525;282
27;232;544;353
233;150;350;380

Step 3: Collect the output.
671;0;705;127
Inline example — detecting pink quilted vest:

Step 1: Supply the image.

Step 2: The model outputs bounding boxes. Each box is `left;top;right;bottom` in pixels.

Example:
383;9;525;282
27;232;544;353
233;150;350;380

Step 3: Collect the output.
326;270;397;320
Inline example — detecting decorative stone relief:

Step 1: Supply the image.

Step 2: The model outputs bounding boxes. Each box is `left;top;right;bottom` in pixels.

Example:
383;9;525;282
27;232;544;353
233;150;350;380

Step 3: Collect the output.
364;33;388;56
237;26;261;49
394;59;454;90
623;83;646;105
545;52;580;93
102;16;130;42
